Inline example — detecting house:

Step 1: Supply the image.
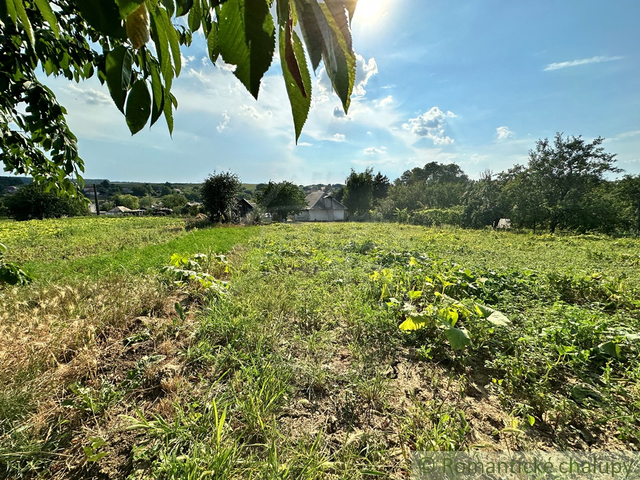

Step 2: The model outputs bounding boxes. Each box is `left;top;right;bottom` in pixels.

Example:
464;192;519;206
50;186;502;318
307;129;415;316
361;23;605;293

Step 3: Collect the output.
106;206;132;215
496;218;512;229
296;191;347;222
236;198;255;218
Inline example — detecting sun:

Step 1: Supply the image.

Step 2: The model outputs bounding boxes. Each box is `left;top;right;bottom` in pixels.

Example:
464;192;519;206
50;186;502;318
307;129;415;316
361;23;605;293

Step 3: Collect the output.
353;0;385;24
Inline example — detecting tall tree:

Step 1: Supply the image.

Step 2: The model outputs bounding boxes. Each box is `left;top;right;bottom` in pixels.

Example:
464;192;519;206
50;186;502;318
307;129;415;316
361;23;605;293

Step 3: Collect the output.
3;183;86;220
255;181;306;222
342;168;374;218
201;172;242;222
618;175;640;234
0;0;360;194
527;133;619;233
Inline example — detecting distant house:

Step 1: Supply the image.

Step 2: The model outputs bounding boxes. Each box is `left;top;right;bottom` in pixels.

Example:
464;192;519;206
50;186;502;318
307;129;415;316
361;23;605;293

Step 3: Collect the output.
236;198;255;218
296;191;347;222
496;218;511;229
106;206;144;216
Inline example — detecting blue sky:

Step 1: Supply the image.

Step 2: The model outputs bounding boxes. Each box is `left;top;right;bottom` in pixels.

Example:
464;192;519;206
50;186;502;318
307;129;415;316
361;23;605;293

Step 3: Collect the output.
48;0;640;184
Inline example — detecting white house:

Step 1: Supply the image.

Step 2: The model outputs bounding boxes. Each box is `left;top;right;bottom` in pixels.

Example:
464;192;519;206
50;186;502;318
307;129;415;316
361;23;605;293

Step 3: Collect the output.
296;191;347;222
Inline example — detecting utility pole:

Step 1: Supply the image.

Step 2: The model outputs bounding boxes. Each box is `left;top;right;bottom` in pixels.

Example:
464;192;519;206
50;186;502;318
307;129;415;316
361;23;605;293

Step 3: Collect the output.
93;184;100;216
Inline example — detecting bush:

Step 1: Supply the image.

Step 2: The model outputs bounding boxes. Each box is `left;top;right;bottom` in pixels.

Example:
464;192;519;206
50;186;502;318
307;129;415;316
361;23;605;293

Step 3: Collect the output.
409;207;464;227
4;184;87;220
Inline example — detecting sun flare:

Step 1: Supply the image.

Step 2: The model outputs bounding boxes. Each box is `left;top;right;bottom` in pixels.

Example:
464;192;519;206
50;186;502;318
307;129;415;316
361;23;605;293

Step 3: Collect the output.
353;0;385;24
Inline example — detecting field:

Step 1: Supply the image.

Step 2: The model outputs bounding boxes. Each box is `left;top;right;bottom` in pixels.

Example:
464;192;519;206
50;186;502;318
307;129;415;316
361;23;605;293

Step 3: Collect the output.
1;219;640;478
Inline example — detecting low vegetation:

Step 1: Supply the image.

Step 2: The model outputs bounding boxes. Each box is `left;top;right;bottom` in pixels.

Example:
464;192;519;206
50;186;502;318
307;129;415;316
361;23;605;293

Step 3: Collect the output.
1;219;639;478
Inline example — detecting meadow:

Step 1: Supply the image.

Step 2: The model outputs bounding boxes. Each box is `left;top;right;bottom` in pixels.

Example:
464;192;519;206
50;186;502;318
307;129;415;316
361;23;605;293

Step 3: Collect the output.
1;218;639;479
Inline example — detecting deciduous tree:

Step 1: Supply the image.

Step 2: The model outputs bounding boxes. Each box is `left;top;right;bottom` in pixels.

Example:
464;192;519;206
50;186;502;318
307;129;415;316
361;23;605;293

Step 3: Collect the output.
255;180;306;222
200;171;242;222
0;0;359;195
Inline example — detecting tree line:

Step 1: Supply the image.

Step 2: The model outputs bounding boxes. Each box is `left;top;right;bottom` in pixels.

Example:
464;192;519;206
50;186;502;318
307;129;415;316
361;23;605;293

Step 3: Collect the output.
341;133;640;235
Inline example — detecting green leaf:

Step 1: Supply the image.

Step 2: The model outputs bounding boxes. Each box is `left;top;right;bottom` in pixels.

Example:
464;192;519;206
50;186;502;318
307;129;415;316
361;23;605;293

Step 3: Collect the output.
125;80;151;134
474;303;511;326
407;290;422;301
399;316;427;331
188;0;201;31
218;0;275;99
75;0;124;37
207;21;219;62
293;0;355;112
325;0;352;50
160;7;181;77
176;0;193;16
445;327;472;351
150;63;165;126
12;0;35;45
34;0;60;37
163;90;174;135
280;18;311;141
105;46;134;112
150;5;173;91
598;341;620;359
115;0;145;18
570;384;602;404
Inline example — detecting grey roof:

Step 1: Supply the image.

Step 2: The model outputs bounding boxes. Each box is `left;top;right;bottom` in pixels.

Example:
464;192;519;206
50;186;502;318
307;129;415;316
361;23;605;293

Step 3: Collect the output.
304;191;347;211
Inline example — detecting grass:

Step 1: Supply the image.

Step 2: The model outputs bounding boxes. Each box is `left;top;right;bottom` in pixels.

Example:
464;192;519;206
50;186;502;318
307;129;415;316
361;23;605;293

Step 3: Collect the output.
1;221;639;478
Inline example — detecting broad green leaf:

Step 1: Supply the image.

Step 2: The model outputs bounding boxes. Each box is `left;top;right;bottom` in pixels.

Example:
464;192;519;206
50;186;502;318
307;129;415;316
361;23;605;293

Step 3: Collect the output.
163;90;174;135
34;0;60;37
207;21;219;62
325;0;352;50
292;0;324;70
218;0;275;99
437;307;458;327
150;6;173;91
188;0;201;31
105;46;134;112
12;0;35;45
445;327;472;350
280;19;311;141
597;341;620;359
161;0;175;17
160;7;181;77
474;303;511;326
75;0;124;37
318;2;355;112
125;79;151;134
487;310;511;327
150;63;165;126
407;290;422;301
624;333;640;342
570;384;602;404
399;316;427;331
176;0;193;16
115;0;145;18
379;282;389;301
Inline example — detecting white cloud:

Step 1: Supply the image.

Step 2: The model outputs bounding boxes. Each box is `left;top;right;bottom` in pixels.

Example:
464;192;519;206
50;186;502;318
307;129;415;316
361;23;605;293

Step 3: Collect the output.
544;56;623;71
217;110;230;132
298;142;313;147
333;106;346;118
353;54;378;97
376;95;393;107
496;126;515;140
333;133;346;142
402;107;456;145
364;146;386;155
181;54;195;67
62;84;111;105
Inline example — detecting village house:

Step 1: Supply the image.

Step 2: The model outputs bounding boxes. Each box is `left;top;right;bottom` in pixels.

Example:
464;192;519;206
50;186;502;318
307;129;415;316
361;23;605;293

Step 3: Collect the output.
296;191;347;222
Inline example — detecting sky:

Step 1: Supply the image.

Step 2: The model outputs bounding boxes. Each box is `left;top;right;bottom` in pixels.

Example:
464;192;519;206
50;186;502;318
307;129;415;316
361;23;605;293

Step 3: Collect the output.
44;0;640;184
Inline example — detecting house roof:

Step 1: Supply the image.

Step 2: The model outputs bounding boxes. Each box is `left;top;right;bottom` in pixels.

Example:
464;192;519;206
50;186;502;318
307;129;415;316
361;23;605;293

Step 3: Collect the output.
109;206;132;213
305;191;347;211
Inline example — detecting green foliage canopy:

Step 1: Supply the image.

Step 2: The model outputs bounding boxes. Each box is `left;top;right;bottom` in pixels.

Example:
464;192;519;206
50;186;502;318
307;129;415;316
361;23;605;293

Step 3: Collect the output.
201;171;242;222
255;180;306;221
3;183;87;220
0;0;359;194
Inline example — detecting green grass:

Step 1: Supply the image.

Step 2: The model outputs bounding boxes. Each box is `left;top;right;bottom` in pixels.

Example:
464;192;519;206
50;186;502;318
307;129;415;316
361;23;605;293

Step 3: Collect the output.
1;222;640;478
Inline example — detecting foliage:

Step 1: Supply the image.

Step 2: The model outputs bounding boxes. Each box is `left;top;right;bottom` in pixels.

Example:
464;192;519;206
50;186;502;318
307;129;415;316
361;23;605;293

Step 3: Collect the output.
0;243;32;286
255;180;306;222
526;133;619;233
0;0;359;194
3;183;87;220
342;168;374;218
111;193;139;209
161;192;188;209
409;206;464;227
200;171;242;222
